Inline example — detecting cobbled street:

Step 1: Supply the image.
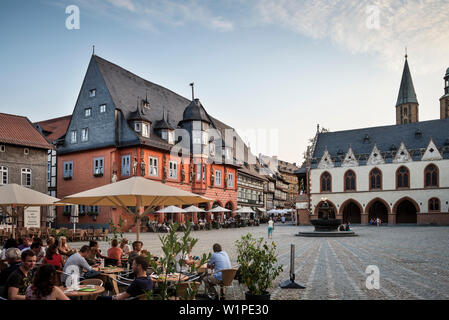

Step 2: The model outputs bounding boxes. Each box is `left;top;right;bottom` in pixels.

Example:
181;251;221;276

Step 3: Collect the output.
70;223;449;300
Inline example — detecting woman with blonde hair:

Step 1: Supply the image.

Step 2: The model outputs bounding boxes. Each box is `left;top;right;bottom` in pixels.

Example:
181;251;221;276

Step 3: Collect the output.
57;236;73;257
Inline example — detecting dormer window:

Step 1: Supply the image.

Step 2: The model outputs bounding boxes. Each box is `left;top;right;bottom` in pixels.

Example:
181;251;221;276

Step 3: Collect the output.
89;89;96;97
100;104;106;113
168;131;175;144
142;123;149;138
162;131;168;140
134;122;141;132
85;108;92;117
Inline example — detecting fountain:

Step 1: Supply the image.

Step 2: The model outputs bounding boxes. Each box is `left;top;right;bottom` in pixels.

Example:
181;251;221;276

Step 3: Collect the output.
296;199;356;237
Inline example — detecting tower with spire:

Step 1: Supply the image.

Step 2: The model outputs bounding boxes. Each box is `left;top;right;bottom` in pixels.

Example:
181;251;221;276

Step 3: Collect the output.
439;67;449;119
395;51;419;125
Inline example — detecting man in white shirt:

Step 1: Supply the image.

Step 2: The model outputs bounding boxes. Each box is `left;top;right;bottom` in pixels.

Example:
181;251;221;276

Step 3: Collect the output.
62;245;99;284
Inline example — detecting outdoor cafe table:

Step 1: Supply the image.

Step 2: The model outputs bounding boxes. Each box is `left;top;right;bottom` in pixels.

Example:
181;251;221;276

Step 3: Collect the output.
150;273;189;283
100;267;124;274
62;285;105;298
197;263;209;274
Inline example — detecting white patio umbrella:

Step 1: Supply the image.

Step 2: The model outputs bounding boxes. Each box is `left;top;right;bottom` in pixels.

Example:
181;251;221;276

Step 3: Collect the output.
0;184;60;238
234;206;255;219
59;176;211;240
156;205;187;223
183;205;206;213
208;206;231;213
70;205;79;233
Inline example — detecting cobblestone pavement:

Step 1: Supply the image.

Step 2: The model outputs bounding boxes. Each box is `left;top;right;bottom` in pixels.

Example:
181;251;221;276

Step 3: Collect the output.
70;224;449;300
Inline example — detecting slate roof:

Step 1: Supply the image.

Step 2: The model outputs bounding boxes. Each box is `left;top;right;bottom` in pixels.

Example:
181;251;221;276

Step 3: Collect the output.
34;115;71;143
311;117;449;168
396;59;418;107
0;113;53;150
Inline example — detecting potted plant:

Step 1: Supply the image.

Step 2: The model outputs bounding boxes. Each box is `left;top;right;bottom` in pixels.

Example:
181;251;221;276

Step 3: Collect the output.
235;234;283;300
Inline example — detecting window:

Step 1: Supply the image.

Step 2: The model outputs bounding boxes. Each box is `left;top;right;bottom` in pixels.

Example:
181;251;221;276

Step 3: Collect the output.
84;108;92;117
0;145;5;152
209;143;216;156
0;166;8;185
193;131;201;144
78;205;87;215
81;128;89;142
429;198;440;212
100;104;106;113
88;206;100;214
70;130;77;144
121;155;130;176
24;148;29;155
396;166;410;188
196;164;201;181
63;161;73;178
89;89;96;97
320;171;331;192
148;157;158;176
424;164;438;188
215;170;222;186
168;131;175;145
161;131;168;140
228;172;234;188
369;168;382;190
142;123;149;138
93;157;104;175
134;122;141;132
169;161;178;179
21;168;32;187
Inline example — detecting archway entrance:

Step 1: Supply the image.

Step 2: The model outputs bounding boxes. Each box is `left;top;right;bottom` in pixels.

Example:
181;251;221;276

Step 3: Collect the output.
225;202;233;219
198;202;208;221
342;202;361;224
396;200;417;224
368;201;389;224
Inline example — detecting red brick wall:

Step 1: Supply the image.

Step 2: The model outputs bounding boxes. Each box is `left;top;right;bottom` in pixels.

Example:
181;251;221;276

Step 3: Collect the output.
417;213;449;225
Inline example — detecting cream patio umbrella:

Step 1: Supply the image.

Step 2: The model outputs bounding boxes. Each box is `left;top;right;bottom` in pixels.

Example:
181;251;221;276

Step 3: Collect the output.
234;206;255;219
59;176;211;240
0;184;60;238
184;205;206;223
156;205;187;223
208;206;231;222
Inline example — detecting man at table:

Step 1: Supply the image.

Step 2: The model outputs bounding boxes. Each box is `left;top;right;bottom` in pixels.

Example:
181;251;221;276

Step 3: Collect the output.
99;256;153;300
107;239;123;267
203;243;231;300
61;245;99;285
127;241;143;266
0;248;21;287
4;249;36;300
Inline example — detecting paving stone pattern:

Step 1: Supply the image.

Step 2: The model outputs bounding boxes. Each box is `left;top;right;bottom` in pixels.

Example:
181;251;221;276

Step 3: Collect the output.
70;224;449;300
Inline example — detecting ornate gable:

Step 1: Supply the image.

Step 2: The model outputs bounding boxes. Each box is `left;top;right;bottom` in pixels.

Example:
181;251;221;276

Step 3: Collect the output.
318;148;334;169
393;142;412;163
341;146;359;167
422;137;443;161
367;144;385;166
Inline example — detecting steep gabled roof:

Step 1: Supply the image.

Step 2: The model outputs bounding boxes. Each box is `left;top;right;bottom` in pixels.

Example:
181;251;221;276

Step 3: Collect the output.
34;115;71;143
396;58;418;107
0;113;53;150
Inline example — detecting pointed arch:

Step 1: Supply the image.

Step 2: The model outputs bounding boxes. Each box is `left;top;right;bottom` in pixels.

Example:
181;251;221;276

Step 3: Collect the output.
392;196;420;214
393;197;419;224
424;163;439;188
396;165;410;189
314;200;337;218
320;171;332;193
365;197;391;215
428;198;440;212
344;169;356;191
369;167;382;190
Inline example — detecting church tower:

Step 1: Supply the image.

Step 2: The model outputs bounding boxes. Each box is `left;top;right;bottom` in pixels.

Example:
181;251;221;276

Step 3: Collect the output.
440;68;449;119
395;54;419;124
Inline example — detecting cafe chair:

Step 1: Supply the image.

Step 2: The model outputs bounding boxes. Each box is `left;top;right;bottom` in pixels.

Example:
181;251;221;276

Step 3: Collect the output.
176;281;201;300
80;279;104;287
126;293;147;301
217;268;238;300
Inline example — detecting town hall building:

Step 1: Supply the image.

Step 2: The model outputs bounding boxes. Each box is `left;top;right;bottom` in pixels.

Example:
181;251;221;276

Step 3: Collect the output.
306;55;449;225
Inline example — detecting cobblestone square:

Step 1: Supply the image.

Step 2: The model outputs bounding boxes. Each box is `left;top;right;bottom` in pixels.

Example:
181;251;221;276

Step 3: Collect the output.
71;224;449;300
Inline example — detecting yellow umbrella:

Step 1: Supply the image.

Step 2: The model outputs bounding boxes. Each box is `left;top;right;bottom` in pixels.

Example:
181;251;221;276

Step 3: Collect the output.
0;184;60;238
59;176;211;240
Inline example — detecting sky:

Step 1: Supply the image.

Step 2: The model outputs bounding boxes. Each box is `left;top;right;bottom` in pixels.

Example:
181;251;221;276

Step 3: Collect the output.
1;0;449;165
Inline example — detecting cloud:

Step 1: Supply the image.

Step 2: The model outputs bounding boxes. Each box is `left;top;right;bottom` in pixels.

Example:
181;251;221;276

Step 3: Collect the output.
74;0;234;33
254;0;449;73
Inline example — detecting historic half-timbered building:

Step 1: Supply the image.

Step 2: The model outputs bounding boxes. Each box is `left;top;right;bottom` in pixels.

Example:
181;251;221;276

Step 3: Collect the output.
306;57;449;225
52;54;244;231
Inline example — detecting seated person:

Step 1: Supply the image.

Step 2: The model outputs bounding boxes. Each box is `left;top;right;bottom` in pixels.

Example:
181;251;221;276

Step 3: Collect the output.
120;238;132;255
0;248;22;287
61;245;99;285
19;238;33;252
107;239;123;267
5;249;36;300
0;238;18;261
338;224;345;231
30;241;46;264
175;245;196;273
101;256;153;300
43;244;64;271
86;241;106;265
203;243;231;299
25;264;69;300
128;241;143;266
58;237;73;256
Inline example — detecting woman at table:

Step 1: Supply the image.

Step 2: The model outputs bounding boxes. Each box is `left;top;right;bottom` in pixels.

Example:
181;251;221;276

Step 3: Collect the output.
25;264;70;300
43;244;64;270
119;238;132;255
58;237;73;257
107;239;123;266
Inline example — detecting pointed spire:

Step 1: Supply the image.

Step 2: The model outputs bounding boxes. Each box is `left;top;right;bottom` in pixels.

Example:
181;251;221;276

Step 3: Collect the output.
396;54;418;107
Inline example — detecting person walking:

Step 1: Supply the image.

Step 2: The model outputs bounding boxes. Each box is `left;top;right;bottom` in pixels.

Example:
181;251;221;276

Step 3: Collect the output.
376;217;381;227
268;217;274;239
